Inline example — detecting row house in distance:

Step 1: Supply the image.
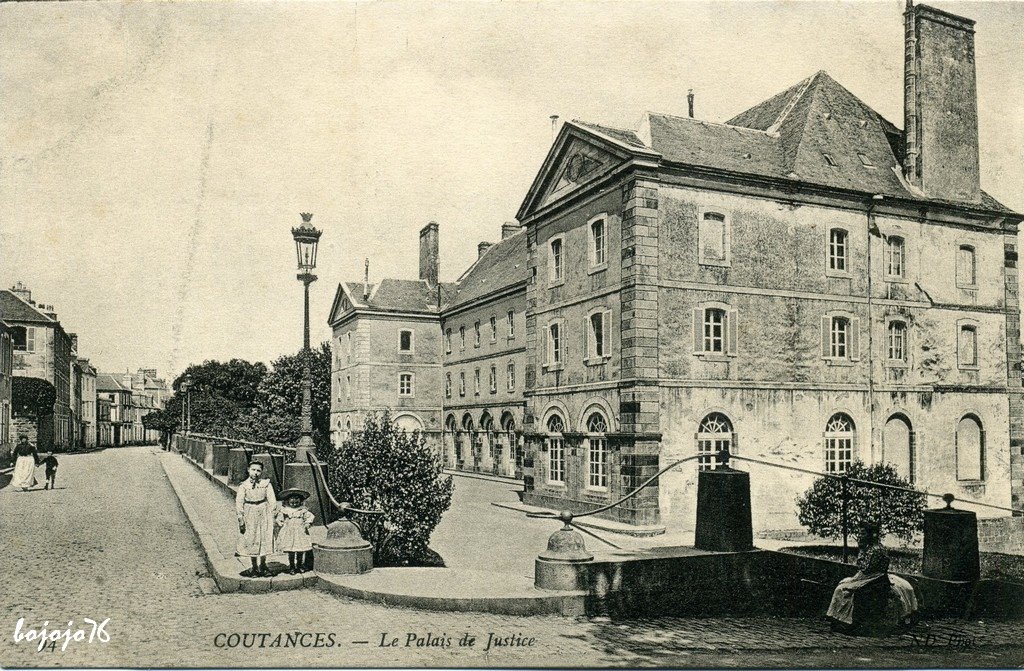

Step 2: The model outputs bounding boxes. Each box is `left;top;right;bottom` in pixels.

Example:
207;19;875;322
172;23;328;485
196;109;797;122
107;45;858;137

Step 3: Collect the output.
0;283;74;451
0;321;12;461
440;224;528;478
77;358;98;449
515;2;1022;530
97;374;133;446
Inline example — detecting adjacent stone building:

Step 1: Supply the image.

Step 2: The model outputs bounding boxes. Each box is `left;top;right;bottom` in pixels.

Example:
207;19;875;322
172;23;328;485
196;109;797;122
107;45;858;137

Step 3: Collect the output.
0;321;13;462
515;2;1022;530
0;283;74;451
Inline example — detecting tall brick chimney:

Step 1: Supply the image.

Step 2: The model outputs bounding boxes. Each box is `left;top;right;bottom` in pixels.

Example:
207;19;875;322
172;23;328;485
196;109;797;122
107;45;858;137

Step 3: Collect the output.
478;241;493;258
419;222;439;287
903;1;981;202
501;222;521;240
9;281;31;304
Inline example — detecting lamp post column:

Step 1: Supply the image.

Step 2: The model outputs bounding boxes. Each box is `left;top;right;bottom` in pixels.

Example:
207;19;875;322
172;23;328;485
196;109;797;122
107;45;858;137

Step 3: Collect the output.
295;274;315;461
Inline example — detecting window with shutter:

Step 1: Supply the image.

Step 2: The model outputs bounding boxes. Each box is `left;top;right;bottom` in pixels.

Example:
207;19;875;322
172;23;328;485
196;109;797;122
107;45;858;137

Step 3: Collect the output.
602;310;611;357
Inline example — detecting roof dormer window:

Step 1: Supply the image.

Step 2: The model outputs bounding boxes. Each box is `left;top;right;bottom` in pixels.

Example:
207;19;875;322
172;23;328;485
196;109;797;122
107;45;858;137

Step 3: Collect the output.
857;153;875;168
822;153;838;167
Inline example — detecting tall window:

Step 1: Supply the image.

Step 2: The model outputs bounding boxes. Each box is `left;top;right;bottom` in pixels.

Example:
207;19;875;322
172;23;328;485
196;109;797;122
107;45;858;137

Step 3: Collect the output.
588;310;611;359
886;236;905;278
590;218;606;267
704;308;725;353
550;238;563;282
474;368;481;395
697;413;733;471
445;373;452;398
957;245;977;287
830;316;850;358
699;211;728;265
959;325;978;368
883;415;915;484
829;229;848;272
586;412;609;489
445;329;452;354
507;361;515;391
346;374;351;400
398;373;414;397
546;413;565;484
346;332;352;362
956;414;985;481
824;413;855;474
474;321;481;347
547;322;561;366
507;310;515;338
887;321;907;363
10;326;27;351
459;326;466;351
489;365;497;394
458;372;466;396
399;329;413;352
489;316;497;342
26;327;36;353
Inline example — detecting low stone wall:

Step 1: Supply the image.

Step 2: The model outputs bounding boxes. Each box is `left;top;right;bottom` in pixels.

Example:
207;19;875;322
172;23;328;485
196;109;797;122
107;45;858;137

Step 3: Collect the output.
978;516;1024;554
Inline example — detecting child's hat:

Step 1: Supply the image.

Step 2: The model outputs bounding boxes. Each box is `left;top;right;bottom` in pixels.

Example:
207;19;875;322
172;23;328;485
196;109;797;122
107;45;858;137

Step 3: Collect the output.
279;488;310;502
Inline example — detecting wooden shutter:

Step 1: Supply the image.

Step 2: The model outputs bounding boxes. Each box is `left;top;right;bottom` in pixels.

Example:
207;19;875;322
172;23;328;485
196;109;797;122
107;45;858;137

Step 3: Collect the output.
602;310;612;357
979;429;987;480
849;317;860;360
582;317;590;359
821;315;831;357
693;308;704;353
727;309;739;355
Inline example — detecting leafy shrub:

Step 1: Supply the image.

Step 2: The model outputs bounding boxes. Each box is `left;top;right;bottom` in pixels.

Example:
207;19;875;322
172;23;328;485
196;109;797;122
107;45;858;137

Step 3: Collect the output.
12;377;56;415
321;410;454;567
796;461;925;549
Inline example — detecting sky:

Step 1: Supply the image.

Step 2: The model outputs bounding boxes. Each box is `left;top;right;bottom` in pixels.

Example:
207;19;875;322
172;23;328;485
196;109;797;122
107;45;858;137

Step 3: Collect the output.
1;0;1022;380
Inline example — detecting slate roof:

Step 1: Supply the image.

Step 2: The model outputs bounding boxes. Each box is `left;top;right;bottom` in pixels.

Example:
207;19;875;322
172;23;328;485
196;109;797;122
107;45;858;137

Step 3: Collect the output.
341;278;452;314
446;231;529;311
0;290;54;324
573;121;648;149
96;374;128;392
574;71;1014;213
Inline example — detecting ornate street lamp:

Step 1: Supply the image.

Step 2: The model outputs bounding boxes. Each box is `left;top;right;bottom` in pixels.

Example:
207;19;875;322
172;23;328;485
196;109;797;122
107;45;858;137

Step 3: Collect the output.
180;375;192;435
291;212;321;462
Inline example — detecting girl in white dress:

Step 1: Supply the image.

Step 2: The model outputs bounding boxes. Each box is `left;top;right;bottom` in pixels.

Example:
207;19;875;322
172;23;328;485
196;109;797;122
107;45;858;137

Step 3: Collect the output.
276;489;315;574
235;461;276;577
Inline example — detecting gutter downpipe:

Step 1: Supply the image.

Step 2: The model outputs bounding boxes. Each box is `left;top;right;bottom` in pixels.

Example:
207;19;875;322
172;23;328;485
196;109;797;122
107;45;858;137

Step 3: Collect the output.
868;194;884;462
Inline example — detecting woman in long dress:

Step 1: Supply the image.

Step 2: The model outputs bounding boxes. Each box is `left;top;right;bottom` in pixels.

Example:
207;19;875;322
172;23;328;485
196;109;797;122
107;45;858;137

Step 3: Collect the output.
235;461;277;577
11;435;40;491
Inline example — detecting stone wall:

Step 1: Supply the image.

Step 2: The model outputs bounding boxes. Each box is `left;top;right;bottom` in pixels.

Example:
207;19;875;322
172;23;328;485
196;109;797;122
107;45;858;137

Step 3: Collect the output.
978;516;1024;554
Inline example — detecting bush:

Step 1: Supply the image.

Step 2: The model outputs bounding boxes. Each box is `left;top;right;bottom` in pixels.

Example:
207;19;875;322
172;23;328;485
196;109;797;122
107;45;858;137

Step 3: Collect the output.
321;410;453;567
796;461;925;549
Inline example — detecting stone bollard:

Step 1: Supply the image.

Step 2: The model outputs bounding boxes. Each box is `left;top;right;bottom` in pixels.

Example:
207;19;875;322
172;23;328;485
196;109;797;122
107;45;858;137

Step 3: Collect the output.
284;460;318;495
694;457;753;552
228;447;249;485
312;504;374;575
923;494;981;582
535;512;593;591
201;441;215;471
211;443;230;476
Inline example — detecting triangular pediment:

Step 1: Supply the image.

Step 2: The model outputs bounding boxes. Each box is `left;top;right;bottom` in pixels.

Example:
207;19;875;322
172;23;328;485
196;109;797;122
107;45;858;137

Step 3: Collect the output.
517;122;658;222
328;283;358;325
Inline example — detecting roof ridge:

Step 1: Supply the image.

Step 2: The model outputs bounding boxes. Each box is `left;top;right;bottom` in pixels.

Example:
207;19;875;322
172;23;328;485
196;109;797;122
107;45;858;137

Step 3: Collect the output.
1;289;54;322
646;110;772;136
766;71;821;137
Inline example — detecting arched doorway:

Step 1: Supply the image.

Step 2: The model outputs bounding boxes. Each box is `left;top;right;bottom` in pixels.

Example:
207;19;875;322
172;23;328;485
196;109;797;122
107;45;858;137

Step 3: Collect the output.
444;415;458;469
480;412;496;474
461;413;476;471
883;414;915;483
501;411;520;478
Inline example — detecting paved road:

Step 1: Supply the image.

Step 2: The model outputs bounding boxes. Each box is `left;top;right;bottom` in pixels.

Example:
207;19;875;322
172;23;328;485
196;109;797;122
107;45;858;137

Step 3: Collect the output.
1;447;1022;668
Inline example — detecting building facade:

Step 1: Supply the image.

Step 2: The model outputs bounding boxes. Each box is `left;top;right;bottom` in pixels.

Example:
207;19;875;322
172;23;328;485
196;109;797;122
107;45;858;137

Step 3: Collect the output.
97;374;132;446
78;359;98;449
0;283;74;451
0;321;13;462
514;3;1022;529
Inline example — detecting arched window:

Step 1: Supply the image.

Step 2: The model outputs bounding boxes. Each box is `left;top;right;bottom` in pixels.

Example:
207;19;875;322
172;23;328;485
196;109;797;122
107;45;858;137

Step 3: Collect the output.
883;415;915;483
394;414;423;433
696;413;733;471
546;413;565;484
824;413;856;474
956;414;985;481
586;411;609;490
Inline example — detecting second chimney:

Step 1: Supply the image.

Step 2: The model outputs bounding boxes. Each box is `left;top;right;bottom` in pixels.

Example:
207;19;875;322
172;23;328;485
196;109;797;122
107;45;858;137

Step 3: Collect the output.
903;2;981;202
478;242;493;258
419;222;439;286
501;222;521;240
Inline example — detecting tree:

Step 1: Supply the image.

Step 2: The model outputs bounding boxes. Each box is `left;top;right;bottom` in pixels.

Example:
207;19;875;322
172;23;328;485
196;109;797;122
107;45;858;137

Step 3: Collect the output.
247;343;331;448
170;359;268;437
321;410;454;567
12;377;56;415
142;408;180;447
796;461;925;550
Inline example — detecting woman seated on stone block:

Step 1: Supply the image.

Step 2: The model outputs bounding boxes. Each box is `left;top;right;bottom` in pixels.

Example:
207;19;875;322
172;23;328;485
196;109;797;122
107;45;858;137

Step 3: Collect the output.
827;545;919;635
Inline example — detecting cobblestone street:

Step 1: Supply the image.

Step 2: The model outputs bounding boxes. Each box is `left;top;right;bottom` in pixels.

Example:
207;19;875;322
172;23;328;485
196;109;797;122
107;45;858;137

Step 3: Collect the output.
1;447;1022;668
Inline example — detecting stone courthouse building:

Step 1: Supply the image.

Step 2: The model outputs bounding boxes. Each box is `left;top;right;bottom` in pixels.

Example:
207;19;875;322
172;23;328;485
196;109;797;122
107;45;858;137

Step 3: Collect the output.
332;2;1023;532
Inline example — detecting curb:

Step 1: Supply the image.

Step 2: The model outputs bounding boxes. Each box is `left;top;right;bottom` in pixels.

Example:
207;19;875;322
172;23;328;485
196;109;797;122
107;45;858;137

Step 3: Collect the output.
160;453;310;594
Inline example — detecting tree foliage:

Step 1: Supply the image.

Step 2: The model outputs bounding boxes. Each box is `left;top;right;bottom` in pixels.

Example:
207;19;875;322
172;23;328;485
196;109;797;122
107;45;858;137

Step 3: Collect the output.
12;377;56;415
321;410;454;567
796;461;925;549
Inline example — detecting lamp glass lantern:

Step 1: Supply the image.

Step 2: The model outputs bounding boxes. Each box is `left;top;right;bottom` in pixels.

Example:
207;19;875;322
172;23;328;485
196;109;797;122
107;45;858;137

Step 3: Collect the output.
292;212;322;277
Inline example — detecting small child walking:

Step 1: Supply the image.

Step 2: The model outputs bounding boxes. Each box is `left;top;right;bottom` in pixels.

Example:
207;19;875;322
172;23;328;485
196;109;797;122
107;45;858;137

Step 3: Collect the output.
42;454;59;490
275;489;315;574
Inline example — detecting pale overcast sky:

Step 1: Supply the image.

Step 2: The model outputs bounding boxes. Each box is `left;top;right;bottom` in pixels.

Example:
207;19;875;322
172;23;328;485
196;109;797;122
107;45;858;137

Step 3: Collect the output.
1;1;1021;378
